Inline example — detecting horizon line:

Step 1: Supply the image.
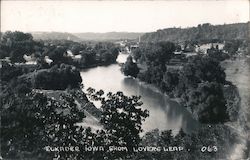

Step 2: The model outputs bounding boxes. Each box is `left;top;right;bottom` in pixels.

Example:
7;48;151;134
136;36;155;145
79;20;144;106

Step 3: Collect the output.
1;21;249;34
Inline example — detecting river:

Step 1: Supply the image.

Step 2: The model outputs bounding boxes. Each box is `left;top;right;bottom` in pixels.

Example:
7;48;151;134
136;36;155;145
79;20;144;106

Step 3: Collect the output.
80;53;200;134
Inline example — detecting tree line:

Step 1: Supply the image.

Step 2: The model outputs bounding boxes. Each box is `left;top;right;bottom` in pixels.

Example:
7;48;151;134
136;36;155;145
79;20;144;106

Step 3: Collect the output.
0;31;119;68
141;22;249;43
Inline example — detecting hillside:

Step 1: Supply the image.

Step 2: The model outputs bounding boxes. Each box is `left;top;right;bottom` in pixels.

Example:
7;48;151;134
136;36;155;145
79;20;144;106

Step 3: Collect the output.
73;32;144;41
141;22;249;43
32;32;81;42
31;31;143;42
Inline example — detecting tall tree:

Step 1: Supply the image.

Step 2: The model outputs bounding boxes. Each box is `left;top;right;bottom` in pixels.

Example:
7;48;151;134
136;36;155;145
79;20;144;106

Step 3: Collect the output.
87;88;149;159
122;56;140;78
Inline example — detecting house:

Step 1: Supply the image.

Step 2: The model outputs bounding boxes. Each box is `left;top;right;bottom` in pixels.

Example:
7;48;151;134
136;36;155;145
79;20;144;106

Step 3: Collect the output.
45;56;53;64
195;43;224;54
23;54;37;65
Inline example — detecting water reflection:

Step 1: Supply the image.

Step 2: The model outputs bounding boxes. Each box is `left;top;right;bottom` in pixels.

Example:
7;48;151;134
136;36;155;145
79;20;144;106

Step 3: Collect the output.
80;54;199;134
122;77;199;134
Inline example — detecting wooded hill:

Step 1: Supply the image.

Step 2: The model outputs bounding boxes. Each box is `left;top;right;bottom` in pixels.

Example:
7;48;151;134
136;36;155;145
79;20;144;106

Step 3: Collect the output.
32;32;81;42
141;22;249;43
31;32;143;42
74;32;143;41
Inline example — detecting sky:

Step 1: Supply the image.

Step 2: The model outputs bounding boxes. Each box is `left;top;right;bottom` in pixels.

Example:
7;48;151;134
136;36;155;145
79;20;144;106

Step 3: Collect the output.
1;0;249;33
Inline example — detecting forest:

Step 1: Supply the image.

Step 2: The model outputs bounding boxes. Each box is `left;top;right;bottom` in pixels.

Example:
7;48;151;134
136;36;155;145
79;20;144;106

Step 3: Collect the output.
141;22;249;43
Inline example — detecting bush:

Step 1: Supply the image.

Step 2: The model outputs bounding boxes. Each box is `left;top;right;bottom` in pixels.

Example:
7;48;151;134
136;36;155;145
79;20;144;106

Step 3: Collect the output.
122;56;140;78
187;82;228;123
34;64;82;90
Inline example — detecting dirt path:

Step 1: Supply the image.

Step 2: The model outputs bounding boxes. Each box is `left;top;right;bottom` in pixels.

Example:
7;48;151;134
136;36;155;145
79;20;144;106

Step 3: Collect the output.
222;57;250;159
74;100;103;131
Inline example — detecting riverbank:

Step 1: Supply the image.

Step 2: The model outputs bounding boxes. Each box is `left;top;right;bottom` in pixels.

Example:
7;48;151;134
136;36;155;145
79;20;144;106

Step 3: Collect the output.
76;61;118;70
33;88;103;130
80;52;243;143
80;55;200;134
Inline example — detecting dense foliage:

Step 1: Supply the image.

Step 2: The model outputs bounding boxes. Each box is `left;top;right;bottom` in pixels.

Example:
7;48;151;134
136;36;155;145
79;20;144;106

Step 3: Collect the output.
128;40;237;123
44;40;120;68
121;56;140;78
32;32;143;41
132;42;176;88
223;39;246;55
141;22;249;43
1;76;86;159
186;82;228;123
131;124;239;160
34;64;82;90
0;31;119;68
86;88;149;159
207;46;230;61
133;41;175;66
1;62;149;159
0;31;37;62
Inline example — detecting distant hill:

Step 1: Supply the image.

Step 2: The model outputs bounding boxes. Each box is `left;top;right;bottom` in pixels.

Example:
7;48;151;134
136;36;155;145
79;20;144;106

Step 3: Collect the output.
31;32;144;42
73;32;144;41
32;32;81;42
141;22;249;43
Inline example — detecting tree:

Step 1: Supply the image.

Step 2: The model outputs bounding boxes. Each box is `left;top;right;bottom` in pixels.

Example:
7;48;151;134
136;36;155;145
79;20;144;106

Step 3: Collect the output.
207;46;229;61
143;42;175;69
70;44;82;54
34;64;82;90
132;48;142;62
132;42;176;89
1;87;86;159
187;82;228;123
87;88;149;159
173;56;229;123
48;46;70;64
2;31;33;43
181;55;226;87
162;71;179;93
224;40;242;55
9;46;26;63
0;44;10;59
1;31;35;62
122;56;140;78
131;124;238;160
0;62;24;82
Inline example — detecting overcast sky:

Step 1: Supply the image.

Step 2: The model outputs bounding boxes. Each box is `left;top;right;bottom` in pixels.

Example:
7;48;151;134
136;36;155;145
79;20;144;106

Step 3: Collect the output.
1;0;249;33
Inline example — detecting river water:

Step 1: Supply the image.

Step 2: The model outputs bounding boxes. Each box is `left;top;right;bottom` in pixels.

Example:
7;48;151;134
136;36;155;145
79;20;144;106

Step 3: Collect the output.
80;53;199;134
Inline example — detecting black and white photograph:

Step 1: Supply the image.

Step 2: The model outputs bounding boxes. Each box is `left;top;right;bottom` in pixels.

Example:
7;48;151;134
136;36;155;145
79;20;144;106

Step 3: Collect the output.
0;0;249;159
